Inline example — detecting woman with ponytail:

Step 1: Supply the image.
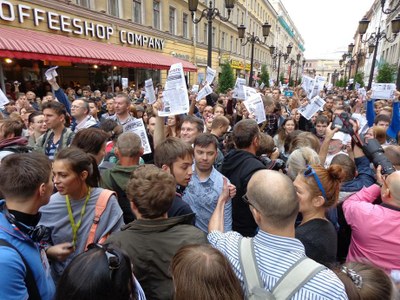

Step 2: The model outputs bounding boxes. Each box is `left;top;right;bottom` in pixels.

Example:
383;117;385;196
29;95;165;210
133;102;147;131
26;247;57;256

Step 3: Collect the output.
293;164;344;266
39;147;124;282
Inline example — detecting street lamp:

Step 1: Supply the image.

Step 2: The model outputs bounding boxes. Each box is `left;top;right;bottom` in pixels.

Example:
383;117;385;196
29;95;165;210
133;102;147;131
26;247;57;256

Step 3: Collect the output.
295;53;302;86
358;14;400;89
380;0;400;14
269;44;292;85
188;0;235;67
238;21;271;87
287;58;295;86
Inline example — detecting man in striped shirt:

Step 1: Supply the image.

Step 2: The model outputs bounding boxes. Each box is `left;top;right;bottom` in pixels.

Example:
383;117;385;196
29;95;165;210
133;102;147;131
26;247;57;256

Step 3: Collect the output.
208;170;348;299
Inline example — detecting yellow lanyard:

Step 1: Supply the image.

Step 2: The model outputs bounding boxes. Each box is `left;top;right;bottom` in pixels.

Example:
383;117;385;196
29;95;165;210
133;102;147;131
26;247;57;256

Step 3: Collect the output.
66;187;91;247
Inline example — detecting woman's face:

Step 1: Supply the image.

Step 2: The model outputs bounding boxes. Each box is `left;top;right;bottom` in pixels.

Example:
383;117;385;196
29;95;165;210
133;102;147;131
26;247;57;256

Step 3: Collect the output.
142;112;148;124
284;120;295;134
214;106;225;117
53;160;85;196
167;116;176;127
281;107;289;119
293;175;314;214
31;115;47;134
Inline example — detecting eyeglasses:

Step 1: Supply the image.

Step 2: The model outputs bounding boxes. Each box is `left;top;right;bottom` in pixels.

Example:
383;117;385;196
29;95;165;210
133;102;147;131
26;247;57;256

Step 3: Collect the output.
87;243;121;280
304;166;327;202
242;194;256;209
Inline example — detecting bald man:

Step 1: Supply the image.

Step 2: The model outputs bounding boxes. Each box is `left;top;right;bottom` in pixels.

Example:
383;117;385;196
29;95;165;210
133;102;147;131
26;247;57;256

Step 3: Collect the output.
343;167;400;273
208;170;347;298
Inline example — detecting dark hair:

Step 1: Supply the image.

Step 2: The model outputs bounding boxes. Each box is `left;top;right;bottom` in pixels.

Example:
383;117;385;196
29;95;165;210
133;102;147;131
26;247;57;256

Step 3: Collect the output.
181;115;204;133
28;111;43;126
71;128;109;157
256;133;275;156
315;114;329;125
126;164;176;218
0;153;51;199
194;133;218;150
0;119;24;137
331;154;356;181
42;101;70;127
334;262;394;300
171;244;244;300
374;114;390;125
154;137;194;168
277;117;298;144
55;147;100;187
56;243;136;300
233;119;260;149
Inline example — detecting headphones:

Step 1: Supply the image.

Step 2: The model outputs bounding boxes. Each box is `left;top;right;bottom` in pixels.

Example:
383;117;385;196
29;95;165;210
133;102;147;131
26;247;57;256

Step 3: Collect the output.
2;207;51;243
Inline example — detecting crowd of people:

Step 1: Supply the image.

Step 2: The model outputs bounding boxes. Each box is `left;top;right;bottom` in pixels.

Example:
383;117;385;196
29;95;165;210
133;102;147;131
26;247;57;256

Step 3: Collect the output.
0;76;399;300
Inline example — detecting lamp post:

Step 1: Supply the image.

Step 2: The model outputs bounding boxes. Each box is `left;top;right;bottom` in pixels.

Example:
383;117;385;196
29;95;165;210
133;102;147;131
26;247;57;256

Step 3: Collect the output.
380;0;400;14
357;15;400;89
269;44;292;85
287;59;295;86
238;22;271;87
188;0;235;68
294;53;302;86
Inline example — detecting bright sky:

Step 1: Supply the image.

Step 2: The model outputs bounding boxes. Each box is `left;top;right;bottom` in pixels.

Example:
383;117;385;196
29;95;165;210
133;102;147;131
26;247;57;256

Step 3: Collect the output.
281;0;375;60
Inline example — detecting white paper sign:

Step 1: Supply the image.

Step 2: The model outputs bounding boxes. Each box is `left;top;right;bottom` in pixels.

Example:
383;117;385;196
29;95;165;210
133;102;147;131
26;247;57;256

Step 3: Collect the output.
243;86;257;100
351;113;369;135
123;118;152;154
196;84;213;101
298;96;326;120
159;63;189;117
371;83;396;100
121;78;128;89
259;82;265;90
145;79;156;104
301;75;314;96
206;67;216;84
308;76;325;99
232;78;246;99
191;85;199;93
45;66;58;80
358;87;366;101
0;88;10;107
243;93;266;124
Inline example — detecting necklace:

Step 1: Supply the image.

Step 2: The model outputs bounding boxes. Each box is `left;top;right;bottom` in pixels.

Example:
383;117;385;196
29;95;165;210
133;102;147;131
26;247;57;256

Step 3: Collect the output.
65;187;91;247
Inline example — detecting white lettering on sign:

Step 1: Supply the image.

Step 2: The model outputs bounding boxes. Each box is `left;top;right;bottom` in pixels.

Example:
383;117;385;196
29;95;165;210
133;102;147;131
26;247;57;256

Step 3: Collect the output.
0;0;164;50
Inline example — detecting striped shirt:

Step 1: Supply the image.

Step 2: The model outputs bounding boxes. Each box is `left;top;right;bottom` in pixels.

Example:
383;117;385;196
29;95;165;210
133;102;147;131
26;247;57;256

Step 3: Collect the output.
208;230;348;300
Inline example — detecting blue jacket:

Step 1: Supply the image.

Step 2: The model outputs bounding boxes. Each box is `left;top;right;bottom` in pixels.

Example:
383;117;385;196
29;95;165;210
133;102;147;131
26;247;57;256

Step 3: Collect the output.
0;201;55;300
341;156;375;192
367;99;399;140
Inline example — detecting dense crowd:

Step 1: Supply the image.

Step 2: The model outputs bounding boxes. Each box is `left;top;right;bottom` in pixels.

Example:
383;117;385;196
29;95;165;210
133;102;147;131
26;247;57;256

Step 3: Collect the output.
0;77;399;300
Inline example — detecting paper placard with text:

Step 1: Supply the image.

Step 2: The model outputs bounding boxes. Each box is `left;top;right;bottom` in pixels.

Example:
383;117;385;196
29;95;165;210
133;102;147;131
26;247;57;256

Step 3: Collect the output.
145;78;156;104
196;84;213;101
232;78;246;99
243;93;266;124
122;118;151;154
371;83;396;100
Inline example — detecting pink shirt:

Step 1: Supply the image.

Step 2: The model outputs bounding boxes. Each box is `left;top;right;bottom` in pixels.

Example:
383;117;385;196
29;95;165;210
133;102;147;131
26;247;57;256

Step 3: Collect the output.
343;184;400;272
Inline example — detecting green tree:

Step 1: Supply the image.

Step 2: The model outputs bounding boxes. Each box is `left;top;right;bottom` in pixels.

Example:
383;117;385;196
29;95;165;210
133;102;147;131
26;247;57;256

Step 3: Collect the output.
376;62;397;83
217;61;235;93
279;73;285;85
259;64;270;87
354;72;364;87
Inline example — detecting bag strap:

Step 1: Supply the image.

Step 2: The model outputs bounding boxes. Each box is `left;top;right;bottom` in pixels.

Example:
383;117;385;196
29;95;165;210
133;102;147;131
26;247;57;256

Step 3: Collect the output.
239;237;273;299
272;257;325;299
0;239;41;300
84;189;116;250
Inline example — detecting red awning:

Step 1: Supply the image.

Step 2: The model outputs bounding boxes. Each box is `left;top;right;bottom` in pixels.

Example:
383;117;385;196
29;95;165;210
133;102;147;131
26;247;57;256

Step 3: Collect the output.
0;26;197;72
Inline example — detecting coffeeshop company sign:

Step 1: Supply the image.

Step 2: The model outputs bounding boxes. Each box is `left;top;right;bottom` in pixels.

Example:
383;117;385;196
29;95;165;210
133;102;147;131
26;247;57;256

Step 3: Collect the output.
0;0;165;50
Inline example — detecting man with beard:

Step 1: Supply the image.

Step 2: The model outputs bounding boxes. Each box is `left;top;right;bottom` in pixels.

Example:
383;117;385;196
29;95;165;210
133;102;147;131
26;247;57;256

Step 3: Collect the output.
183;133;236;232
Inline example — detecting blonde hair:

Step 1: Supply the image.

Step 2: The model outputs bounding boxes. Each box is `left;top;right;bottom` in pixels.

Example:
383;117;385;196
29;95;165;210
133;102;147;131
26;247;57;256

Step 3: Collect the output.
287;147;320;180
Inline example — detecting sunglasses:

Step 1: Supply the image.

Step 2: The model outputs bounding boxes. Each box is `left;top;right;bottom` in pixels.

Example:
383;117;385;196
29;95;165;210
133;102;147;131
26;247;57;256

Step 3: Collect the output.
304;166;327;202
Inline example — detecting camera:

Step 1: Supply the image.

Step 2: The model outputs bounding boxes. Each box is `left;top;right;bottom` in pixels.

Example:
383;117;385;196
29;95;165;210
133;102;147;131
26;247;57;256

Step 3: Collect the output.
362;139;396;175
331;112;355;135
259;155;287;173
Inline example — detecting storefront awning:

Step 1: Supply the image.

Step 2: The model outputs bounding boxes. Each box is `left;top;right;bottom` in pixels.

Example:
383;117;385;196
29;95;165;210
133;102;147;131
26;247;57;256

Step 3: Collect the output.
0;26;197;72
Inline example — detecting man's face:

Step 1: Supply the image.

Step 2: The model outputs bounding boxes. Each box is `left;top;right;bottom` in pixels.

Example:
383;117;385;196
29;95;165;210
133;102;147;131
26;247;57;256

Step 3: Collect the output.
170;154;193;187
106;99;115;114
197;100;207;113
82;90;91;98
43;108;63;129
71;100;87;119
180;121;199;144
26;91;36;101
328;139;342;155
315;122;328;137
376;121;389;129
325;99;334;110
203;106;213;119
194;143;217;173
147;117;156;135
114;96;129;116
88;103;98;117
272;89;280;100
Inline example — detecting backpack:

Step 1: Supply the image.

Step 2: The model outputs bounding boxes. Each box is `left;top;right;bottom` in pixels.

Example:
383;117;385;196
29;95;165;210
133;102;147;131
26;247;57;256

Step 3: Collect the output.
239;237;325;300
0;239;41;300
84;189;116;250
108;176;136;224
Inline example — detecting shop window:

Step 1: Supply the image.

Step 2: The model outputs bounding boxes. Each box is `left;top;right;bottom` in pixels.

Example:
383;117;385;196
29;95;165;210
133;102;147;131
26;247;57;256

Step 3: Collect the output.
183;13;188;38
169;7;176;35
153;1;160;30
108;0;119;17
133;0;142;24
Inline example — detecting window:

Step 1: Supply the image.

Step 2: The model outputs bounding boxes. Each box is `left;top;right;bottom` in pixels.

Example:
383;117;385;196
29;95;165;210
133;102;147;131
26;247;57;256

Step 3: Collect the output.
133;0;142;24
230;35;233;52
108;0;119;17
153;1;160;30
204;23;208;43
76;0;90;8
221;32;225;50
183;13;188;38
169;7;176;34
212;27;216;47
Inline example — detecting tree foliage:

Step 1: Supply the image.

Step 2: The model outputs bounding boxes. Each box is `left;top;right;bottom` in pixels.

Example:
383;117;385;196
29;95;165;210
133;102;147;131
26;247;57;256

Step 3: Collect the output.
217;61;235;93
376;62;397;83
354;72;365;87
259;65;270;87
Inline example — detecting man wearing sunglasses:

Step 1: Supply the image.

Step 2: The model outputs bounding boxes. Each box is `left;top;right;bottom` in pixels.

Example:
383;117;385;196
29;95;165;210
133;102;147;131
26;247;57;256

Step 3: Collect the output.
343;166;400;273
208;169;347;299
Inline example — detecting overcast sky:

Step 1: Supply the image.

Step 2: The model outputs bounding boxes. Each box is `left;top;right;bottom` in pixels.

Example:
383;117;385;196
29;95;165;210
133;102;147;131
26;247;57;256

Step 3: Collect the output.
281;0;375;60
